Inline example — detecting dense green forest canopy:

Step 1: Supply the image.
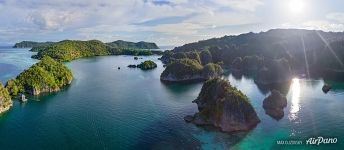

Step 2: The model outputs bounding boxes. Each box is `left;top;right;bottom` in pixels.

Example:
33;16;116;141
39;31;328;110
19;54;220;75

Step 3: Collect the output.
0;82;12;111
136;60;157;70
31;40;161;61
5;56;73;96
161;29;344;80
106;40;159;49
13;41;55;48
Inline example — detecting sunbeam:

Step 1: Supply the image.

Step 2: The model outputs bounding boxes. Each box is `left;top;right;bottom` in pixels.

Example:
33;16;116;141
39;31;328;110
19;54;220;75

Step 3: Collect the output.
316;31;344;68
301;35;310;78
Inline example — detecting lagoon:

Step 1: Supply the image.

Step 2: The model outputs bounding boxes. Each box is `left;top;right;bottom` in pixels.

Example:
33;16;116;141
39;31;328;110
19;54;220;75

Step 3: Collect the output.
0;47;343;149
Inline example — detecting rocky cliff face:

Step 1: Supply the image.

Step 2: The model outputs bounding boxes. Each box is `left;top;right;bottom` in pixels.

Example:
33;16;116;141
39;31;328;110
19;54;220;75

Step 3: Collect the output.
263;90;287;120
0;83;12;114
185;78;260;133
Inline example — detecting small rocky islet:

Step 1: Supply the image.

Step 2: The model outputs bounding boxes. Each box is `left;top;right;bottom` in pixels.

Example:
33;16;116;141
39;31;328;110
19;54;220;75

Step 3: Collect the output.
127;60;157;70
263;90;288;120
184;78;260;132
322;84;332;93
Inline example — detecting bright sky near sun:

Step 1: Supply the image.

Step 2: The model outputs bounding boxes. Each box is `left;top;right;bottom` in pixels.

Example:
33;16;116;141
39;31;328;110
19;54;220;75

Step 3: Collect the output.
0;0;344;46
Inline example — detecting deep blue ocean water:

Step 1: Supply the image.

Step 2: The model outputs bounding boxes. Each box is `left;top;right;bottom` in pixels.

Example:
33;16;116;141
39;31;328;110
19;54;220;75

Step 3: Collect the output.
0;47;343;150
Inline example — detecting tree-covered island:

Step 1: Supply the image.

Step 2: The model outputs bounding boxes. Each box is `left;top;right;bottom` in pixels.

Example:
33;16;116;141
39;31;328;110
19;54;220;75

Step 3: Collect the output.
26;40;161;61
184;78;260;132
5;56;73;96
13;41;55;48
128;60;158;70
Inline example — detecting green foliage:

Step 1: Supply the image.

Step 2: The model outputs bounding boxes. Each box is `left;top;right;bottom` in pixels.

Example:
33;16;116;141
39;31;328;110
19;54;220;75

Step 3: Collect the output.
5;79;19;96
30;45;51;52
197;78;255;120
36;56;73;87
13;41;55;48
32;40;159;61
202;63;223;78
161;59;203;79
5;56;73;96
185;51;201;64
0;82;12;109
118;49;153;56
172;52;188;60
106;40;159;49
200;50;213;65
162;29;344;79
161;51;203;64
33;40;111;61
137;60;157;70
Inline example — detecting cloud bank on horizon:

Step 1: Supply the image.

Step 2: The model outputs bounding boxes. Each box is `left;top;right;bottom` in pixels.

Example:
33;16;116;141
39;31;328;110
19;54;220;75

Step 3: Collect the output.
0;0;344;46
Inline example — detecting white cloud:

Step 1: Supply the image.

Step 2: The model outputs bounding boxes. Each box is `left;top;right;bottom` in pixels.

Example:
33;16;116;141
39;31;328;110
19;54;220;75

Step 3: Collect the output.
281;20;344;32
0;0;266;45
211;0;263;12
27;10;82;31
327;12;344;24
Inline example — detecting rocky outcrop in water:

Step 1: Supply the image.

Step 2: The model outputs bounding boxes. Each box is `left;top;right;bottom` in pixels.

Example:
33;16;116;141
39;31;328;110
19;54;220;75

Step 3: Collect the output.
127;60;157;70
185;78;260;133
263;90;287;120
322;84;332;93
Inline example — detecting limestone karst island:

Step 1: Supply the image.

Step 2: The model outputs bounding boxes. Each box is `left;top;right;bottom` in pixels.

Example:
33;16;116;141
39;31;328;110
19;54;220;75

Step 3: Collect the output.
0;0;344;149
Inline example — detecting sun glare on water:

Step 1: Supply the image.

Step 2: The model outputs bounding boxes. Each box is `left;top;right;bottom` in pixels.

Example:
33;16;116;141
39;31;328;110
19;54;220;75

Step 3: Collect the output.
289;78;301;121
289;0;305;14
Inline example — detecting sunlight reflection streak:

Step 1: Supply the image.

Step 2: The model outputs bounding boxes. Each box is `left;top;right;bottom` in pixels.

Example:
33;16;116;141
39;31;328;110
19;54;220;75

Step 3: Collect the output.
289;78;301;121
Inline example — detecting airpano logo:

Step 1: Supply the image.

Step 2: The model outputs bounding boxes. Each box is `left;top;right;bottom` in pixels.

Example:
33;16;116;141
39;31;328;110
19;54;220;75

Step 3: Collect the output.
306;137;338;145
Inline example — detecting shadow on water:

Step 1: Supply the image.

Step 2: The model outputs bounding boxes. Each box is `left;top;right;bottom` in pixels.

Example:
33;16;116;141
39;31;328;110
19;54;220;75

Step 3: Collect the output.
255;81;292;95
130;117;250;150
229;70;292;95
160;81;203;94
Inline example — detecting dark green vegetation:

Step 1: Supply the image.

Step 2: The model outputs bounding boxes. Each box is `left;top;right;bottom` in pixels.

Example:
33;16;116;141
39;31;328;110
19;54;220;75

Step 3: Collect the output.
5;56;73;96
128;60;158;70
13;41;55;48
106;40;159;49
160;58;223;82
32;40;111;61
185;78;260;132
31;40;161;61
136;60;157;70
0;82;12;113
161;29;344;82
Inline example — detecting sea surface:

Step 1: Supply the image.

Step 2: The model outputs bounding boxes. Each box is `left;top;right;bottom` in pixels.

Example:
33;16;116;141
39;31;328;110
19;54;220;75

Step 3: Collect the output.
0;47;343;150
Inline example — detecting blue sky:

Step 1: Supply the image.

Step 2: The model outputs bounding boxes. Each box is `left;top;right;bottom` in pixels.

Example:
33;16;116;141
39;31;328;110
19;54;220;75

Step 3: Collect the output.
0;0;344;46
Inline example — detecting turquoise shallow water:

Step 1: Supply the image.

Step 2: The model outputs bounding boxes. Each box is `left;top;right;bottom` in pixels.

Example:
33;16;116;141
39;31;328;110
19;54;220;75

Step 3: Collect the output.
0;47;344;149
0;47;37;83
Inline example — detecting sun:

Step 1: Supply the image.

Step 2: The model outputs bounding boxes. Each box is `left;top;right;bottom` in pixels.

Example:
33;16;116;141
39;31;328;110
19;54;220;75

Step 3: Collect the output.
289;0;305;14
